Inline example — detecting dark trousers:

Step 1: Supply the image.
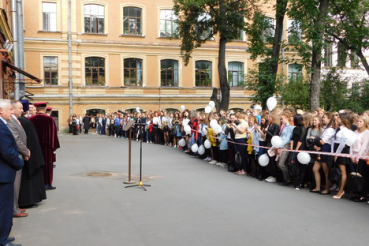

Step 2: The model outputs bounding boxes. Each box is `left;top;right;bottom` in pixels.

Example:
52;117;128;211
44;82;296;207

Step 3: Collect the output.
235;138;247;171
0;183;14;245
211;146;219;161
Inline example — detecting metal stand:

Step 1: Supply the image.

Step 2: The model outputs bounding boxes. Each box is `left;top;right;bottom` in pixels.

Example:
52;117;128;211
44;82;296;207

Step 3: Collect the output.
123;127;136;184
125;123;151;191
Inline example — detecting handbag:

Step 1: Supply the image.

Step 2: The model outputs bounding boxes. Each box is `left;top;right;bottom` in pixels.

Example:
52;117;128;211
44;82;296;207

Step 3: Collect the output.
328;161;341;182
286;152;300;177
345;164;364;192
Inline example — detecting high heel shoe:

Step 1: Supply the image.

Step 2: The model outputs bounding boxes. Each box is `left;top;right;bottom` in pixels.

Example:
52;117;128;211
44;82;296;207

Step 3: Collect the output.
333;191;345;199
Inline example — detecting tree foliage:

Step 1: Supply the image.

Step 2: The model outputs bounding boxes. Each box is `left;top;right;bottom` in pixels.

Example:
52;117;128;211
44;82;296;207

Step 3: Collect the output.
326;0;369;76
281;77;310;110
173;0;255;65
245;0;288;108
173;0;256;111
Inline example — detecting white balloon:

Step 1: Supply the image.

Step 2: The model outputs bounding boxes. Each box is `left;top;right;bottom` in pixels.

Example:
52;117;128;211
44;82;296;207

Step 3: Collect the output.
191;143;199;153
205;106;212;114
209;101;215;108
204;139;211;149
342;128;357;147
184;125;191;135
271;136;282;148
136;107;140;112
202;126;208;135
267;97;277;111
258;154;269;167
180;105;185;112
213;124;222;134
178;138;186;147
297;152;311;165
198;145;205;155
210;119;218;129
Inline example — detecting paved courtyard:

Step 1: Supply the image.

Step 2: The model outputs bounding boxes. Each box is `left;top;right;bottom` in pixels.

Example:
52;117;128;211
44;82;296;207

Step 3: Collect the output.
12;134;369;246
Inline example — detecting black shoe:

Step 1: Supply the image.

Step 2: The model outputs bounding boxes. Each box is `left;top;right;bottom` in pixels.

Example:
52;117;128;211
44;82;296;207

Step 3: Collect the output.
53;164;56;168
309;189;320;193
45;184;56;190
7;237;15;242
353;196;367;202
4;243;22;246
279;181;291;186
320;191;331;195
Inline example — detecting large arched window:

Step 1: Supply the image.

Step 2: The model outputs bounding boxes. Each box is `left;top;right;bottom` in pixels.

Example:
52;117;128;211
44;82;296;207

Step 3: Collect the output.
123;7;142;35
195;61;212;87
124;58;143;86
228;62;244;87
85;57;105;86
84;4;105;34
161;59;178;86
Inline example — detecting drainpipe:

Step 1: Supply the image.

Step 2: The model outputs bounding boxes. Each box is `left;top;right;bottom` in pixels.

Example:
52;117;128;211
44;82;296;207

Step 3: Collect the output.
68;0;73;115
11;0;19;100
17;0;25;98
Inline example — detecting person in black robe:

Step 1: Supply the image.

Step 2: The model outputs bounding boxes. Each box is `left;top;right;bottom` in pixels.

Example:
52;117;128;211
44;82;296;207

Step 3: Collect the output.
29;102;60;190
18;100;47;207
82;114;90;134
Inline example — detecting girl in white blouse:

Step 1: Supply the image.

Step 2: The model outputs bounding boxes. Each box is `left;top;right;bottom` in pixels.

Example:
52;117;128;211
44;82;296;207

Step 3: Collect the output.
349;115;369;202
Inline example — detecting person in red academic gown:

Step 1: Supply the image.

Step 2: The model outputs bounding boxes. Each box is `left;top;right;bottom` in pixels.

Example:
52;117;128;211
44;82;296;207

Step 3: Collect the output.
18;100;47;207
29;102;60;190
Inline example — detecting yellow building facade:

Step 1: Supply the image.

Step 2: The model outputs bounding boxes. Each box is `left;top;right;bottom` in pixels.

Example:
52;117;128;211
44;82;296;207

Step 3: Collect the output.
24;0;297;129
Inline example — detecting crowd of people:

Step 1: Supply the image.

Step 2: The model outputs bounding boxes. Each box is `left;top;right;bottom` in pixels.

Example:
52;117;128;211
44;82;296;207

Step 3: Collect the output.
81;106;369;203
0;99;59;246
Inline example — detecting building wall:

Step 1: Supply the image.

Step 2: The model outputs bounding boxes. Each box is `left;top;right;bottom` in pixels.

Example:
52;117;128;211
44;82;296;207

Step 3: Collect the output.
24;0;300;129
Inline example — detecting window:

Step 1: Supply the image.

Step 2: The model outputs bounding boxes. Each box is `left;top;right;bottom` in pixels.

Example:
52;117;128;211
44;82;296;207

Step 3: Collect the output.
161;59;178;86
288;64;303;81
43;56;58;85
350;52;360;68
324;46;332;67
228;62;244;87
337;41;348;67
262;17;274;42
197;13;212;40
84;4;105;34
43;2;57;31
124;58;143;86
85;57;105;86
160;10;178;38
123;7;142;35
288;20;302;44
195;61;212;87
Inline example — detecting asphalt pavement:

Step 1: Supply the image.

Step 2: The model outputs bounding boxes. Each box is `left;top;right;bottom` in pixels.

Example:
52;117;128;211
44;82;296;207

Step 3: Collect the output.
11;133;369;246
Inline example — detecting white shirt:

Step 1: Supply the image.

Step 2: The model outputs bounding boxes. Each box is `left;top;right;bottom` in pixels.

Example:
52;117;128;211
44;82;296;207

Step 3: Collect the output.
0;116;7;124
350;129;369;161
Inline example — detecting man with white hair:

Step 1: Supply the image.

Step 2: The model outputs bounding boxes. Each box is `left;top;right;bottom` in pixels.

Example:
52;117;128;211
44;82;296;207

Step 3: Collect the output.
0;99;24;246
8;101;30;218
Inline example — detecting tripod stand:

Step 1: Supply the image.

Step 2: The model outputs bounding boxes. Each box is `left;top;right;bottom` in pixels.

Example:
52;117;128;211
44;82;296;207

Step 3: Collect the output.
125;122;151;191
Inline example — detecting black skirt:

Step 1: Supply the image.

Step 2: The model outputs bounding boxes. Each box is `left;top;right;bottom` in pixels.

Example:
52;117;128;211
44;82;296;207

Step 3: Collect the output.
334;143;350;165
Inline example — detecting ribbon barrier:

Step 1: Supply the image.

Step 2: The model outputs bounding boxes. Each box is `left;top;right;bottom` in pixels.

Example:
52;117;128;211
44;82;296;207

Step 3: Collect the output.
121;122;369;161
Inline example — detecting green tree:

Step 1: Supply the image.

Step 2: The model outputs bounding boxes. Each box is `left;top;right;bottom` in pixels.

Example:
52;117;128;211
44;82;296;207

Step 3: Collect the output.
245;0;288;108
326;0;369;76
173;0;256;111
320;69;348;111
281;76;310;109
288;0;331;111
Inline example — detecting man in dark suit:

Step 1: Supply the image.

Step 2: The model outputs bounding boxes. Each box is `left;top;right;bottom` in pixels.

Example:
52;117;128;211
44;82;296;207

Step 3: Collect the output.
0;99;24;246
